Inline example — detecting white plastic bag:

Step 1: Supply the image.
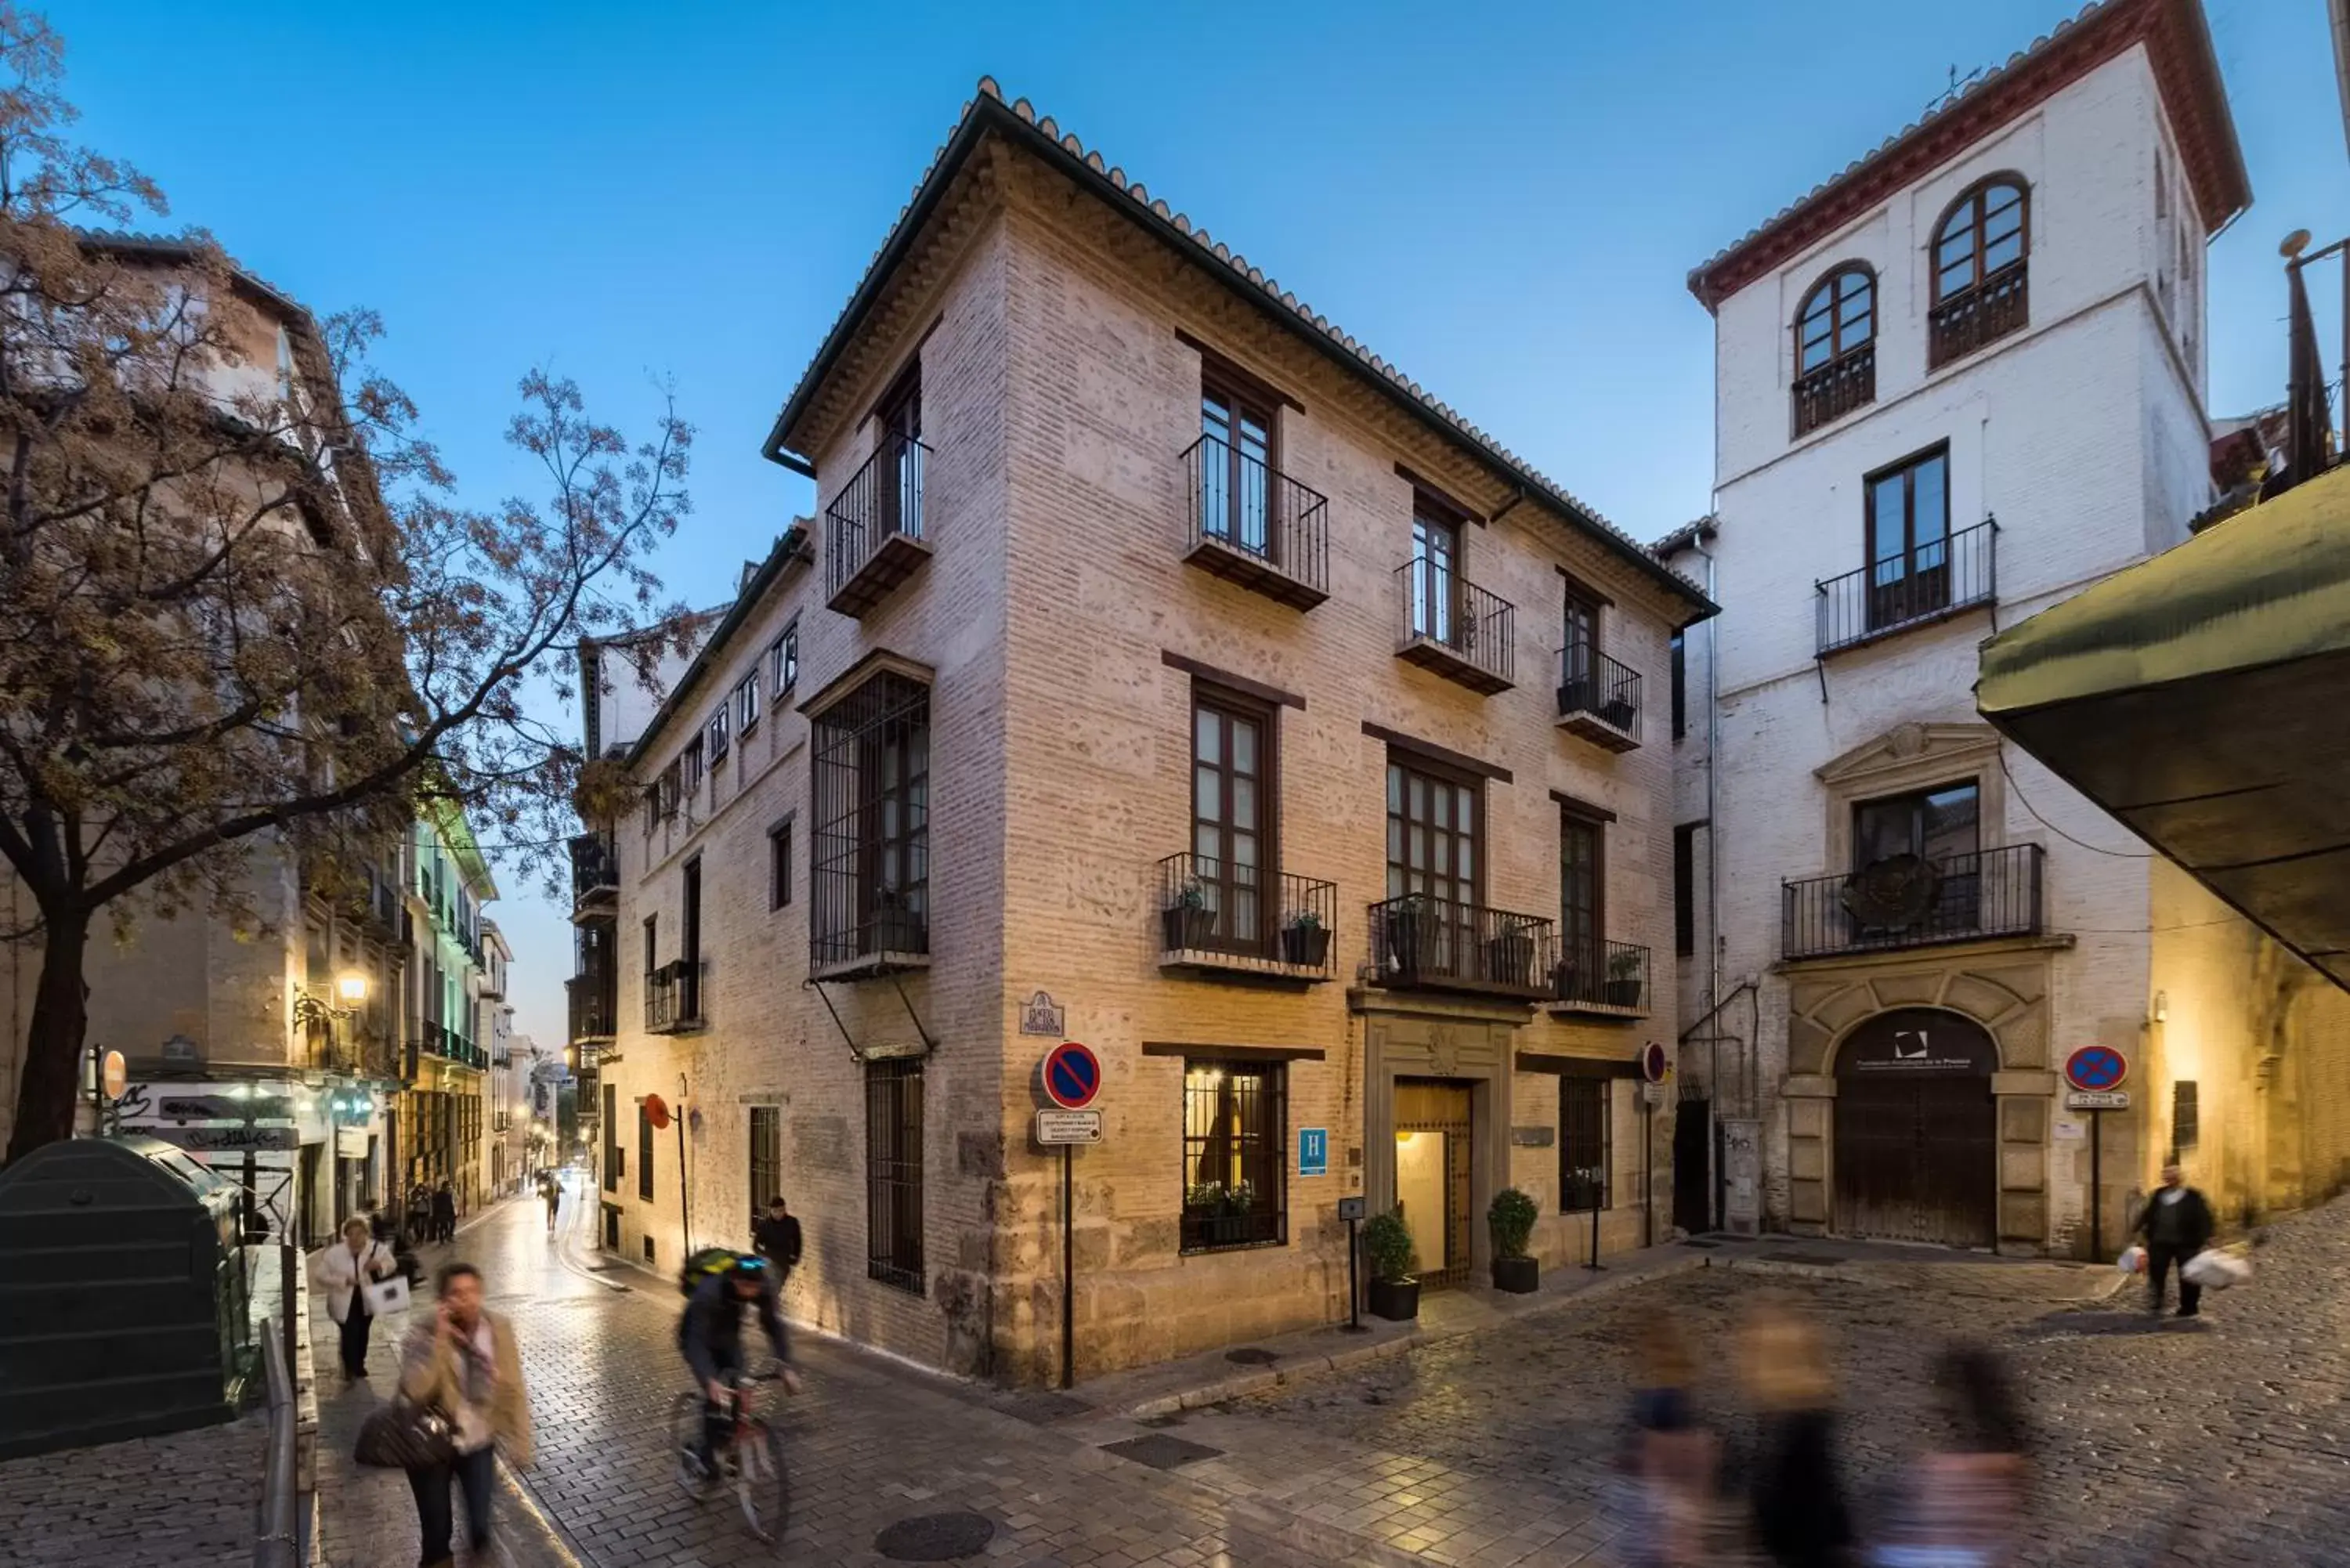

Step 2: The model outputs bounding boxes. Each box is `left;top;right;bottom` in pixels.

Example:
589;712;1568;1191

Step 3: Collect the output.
2117;1245;2146;1275
361;1274;412;1317
2182;1249;2251;1289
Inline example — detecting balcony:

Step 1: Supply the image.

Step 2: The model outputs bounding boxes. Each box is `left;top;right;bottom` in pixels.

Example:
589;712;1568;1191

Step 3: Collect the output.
826;432;930;619
1817;518;1997;656
1155;853;1338;984
1929;263;2028;369
810;890;930;981
569;833;618;916
1179;433;1329;609
1782;844;2044;961
1394;559;1515;695
1549;939;1652;1019
1367;895;1555;1001
1792;343;1875;438
567;974;616;1043
1555;645;1642;752
645;959;705;1033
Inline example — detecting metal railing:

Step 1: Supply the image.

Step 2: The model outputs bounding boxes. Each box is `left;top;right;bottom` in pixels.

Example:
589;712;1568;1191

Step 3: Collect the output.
1553;938;1651;1012
1181;432;1329;600
1556;645;1643;739
826;432;929;603
1155;852;1339;979
1816;517;1997;655
1793;342;1875;436
1396;558;1514;686
645;960;703;1031
1782;843;2044;960
1929;263;2028;367
1368;894;1555;997
253;1314;297;1568
568;973;616;1041
569;833;618;907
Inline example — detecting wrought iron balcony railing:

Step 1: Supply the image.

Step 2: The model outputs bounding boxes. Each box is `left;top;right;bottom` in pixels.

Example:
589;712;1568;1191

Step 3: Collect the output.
645;960;703;1033
825;432;931;618
1551;938;1651;1016
567;974;616;1042
1155;852;1338;981
1817;518;1997;656
1180;432;1330;609
1782;844;2044;960
1394;558;1515;694
1556;644;1642;750
569;833;618;911
1368;894;1554;999
1793;342;1875;437
1929;263;2028;368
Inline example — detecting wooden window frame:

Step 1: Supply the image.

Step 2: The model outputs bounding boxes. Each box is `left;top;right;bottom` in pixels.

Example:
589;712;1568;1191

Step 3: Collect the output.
864;1057;925;1294
707;703;730;764
1385;750;1486;910
680;855;703;1024
637;1101;656;1202
1179;1057;1289;1253
768;817;794;912
737;669;761;736
1930;175;2030;306
1794;263;1877;376
682;737;704;797
748;1107;783;1230
1673;822;1699;958
1190;683;1281;957
1558;799;1608;980
771;619;800;698
1668;632;1687;741
1560;1077;1611;1212
1862;443;1952;628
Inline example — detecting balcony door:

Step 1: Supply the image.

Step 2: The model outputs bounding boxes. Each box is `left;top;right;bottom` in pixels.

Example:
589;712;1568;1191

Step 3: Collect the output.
1866;446;1950;631
1559;809;1603;992
1560;582;1600;704
1850;781;1981;938
1200;382;1274;561
1192;693;1272;953
1409;504;1461;648
878;367;922;543
1386;758;1480;977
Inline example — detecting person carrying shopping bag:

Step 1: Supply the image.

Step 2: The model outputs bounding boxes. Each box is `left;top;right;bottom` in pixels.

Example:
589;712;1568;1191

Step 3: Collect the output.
396;1262;532;1568
313;1216;399;1382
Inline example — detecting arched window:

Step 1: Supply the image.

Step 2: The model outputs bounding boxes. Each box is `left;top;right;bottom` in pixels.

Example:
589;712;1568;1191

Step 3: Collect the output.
1791;265;1876;435
1929;176;2030;365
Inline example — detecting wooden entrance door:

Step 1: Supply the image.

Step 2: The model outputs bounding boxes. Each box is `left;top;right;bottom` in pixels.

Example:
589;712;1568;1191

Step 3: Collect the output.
1832;1008;1998;1248
1394;1078;1473;1288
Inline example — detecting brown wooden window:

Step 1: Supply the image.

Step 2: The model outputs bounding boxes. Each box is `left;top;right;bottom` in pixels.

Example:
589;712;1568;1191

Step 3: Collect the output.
1560;580;1602;697
877;369;923;543
1558;806;1605;988
1930;177;2029;366
768;817;793;912
1180;1059;1286;1252
1864;445;1951;632
1408;497;1464;649
865;1057;924;1293
1191;689;1275;953
748;1107;782;1228
1560;1078;1610;1211
1853;781;1979;869
1198;379;1278;562
638;1100;656;1202
1386;757;1479;909
1792;265;1876;434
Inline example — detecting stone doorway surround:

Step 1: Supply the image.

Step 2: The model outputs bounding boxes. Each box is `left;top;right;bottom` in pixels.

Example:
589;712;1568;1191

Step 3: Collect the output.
1352;988;1528;1284
1780;941;2064;1252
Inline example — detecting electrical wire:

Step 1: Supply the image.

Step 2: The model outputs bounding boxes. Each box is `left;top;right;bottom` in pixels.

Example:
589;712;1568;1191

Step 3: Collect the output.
1998;748;2153;858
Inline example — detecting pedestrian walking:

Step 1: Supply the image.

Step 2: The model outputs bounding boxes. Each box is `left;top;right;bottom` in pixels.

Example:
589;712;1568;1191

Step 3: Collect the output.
1869;1342;2028;1568
313;1216;397;1382
754;1194;802;1279
1737;1303;1855;1568
398;1263;533;1568
432;1180;458;1245
540;1169;562;1234
406;1183;432;1245
1614;1313;1719;1568
2135;1162;2215;1319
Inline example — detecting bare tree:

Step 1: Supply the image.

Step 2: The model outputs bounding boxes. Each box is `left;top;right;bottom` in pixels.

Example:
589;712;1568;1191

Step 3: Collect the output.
0;5;692;1158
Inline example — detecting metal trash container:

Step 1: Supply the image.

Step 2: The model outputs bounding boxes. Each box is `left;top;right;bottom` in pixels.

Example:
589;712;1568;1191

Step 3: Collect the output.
0;1134;252;1458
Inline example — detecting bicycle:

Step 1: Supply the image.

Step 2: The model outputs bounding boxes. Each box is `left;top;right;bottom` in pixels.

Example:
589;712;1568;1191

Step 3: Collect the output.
671;1364;791;1545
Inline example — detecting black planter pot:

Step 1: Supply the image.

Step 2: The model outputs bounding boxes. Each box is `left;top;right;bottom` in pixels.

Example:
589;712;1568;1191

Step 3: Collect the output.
1367;1277;1420;1321
1604;977;1644;1009
1384;909;1427;982
1487;934;1535;988
1186;1210;1256;1249
1491;1255;1538;1294
1601;698;1637;730
1281;924;1332;968
1557;680;1596;716
1162;904;1216;952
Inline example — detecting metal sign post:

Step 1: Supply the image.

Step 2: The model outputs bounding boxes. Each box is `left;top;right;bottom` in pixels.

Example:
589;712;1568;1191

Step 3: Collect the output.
1061;1143;1074;1389
1337;1196;1367;1331
2063;1047;2131;1264
1036;1042;1102;1392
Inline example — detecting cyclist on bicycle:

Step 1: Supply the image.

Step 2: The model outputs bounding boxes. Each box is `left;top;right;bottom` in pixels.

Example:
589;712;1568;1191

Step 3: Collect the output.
680;1252;800;1473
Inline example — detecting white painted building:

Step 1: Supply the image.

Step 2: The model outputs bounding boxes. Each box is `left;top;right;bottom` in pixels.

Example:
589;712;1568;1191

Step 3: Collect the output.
1658;0;2350;1255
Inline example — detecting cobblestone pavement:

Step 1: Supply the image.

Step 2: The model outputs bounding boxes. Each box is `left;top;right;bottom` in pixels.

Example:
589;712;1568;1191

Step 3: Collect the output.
0;1411;266;1566
316;1176;1279;1567
1129;1199;2350;1567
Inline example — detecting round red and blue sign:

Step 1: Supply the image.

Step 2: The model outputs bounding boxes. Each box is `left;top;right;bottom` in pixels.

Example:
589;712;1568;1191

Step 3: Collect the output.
2063;1046;2129;1093
1041;1041;1102;1111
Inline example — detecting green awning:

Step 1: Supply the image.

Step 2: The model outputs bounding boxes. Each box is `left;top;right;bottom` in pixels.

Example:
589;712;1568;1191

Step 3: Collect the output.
1977;464;2350;991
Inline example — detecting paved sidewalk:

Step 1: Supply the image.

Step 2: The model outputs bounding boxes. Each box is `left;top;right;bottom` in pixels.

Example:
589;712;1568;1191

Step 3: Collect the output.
0;1412;266;1567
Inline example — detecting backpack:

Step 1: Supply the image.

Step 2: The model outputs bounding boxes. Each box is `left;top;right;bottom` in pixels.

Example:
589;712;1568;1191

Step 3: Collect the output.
678;1245;742;1299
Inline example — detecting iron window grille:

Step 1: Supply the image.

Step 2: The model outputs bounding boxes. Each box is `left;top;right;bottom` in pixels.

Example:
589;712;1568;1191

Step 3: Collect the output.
864;1057;925;1294
810;672;931;970
1181;1060;1286;1252
638;1102;655;1201
1560;1078;1610;1212
749;1107;783;1230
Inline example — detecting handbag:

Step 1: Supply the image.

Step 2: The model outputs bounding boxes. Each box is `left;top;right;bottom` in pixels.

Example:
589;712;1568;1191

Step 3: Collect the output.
353;1395;457;1469
362;1273;412;1317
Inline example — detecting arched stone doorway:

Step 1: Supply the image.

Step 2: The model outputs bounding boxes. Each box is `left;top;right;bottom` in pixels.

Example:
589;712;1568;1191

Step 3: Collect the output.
1833;1008;1999;1248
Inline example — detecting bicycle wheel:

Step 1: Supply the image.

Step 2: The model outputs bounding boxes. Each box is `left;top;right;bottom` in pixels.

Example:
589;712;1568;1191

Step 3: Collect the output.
735;1418;789;1547
671;1393;718;1498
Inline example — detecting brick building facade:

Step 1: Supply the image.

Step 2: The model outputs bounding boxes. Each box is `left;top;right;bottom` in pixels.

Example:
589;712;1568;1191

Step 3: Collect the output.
586;81;1710;1382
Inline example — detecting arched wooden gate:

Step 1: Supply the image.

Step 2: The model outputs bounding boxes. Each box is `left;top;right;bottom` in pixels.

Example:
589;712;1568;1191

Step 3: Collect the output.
1832;1008;1998;1248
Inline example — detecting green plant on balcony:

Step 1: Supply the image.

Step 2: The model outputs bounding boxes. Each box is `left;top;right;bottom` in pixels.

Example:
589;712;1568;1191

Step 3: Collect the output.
1605;946;1645;1009
1162;876;1214;952
1280;908;1329;968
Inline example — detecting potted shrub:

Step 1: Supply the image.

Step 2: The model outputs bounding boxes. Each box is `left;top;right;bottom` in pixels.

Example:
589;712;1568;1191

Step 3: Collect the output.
1601;691;1638;731
1556;671;1597;717
1382;894;1429;984
1488;1187;1539;1293
1362;1208;1419;1320
1281;909;1330;968
1603;947;1645;1009
1486;916;1536;988
1162;877;1215;952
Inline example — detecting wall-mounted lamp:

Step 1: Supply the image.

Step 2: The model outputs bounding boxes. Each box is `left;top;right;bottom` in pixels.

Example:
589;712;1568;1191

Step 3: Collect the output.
2152;991;2169;1024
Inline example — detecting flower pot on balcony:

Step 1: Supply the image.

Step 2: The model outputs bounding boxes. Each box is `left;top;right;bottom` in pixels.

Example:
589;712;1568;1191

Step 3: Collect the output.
1162;903;1216;952
1552;962;1591;1006
1280;921;1330;968
1601;697;1636;731
1492;1255;1539;1294
1486;930;1535;988
1604;977;1644;1009
1366;1277;1420;1321
1556;679;1596;717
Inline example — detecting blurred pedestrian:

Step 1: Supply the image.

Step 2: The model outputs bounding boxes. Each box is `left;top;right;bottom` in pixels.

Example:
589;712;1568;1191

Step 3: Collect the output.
754;1195;803;1280
1615;1313;1718;1567
398;1263;532;1568
313;1216;397;1382
2135;1162;2214;1319
405;1183;432;1245
432;1180;457;1244
1738;1304;1854;1568
1870;1343;2028;1567
540;1169;562;1234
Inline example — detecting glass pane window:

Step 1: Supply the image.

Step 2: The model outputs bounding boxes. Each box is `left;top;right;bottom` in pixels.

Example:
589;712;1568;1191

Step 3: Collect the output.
1560;1079;1610;1212
1180;1060;1285;1251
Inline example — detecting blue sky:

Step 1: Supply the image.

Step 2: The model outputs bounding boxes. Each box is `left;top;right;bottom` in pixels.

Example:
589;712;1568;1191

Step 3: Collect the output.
47;0;2347;1053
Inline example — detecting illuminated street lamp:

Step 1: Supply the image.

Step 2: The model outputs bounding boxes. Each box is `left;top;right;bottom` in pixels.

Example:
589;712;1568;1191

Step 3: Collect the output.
335;970;371;1007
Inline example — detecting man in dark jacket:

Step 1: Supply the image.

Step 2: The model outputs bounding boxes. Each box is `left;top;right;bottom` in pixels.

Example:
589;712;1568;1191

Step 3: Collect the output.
431;1180;458;1244
753;1197;803;1281
2135;1162;2215;1318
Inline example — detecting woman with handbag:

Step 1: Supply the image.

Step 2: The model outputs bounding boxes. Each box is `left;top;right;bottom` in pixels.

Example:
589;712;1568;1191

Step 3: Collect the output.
313;1216;398;1382
396;1262;533;1568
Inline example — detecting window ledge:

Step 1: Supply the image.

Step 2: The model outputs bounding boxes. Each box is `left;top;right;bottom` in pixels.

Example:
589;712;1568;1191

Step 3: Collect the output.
1178;1236;1289;1259
813;950;931;983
